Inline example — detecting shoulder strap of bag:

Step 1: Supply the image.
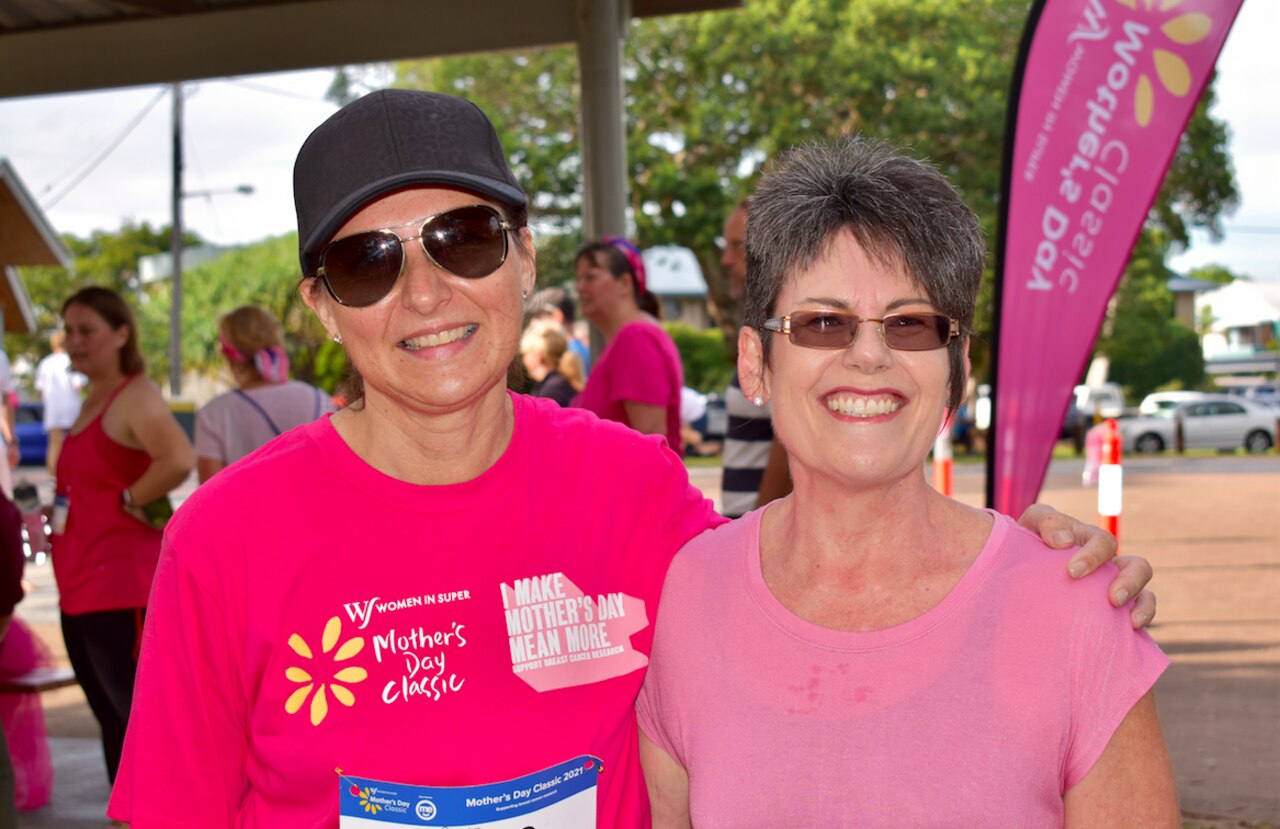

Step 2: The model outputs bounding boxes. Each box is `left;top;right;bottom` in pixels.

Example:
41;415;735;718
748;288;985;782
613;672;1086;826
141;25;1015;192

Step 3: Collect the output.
233;389;282;437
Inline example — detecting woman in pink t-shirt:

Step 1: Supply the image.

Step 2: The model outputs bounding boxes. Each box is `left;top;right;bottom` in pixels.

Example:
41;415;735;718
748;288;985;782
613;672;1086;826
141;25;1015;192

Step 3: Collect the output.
571;237;686;453
637;139;1179;827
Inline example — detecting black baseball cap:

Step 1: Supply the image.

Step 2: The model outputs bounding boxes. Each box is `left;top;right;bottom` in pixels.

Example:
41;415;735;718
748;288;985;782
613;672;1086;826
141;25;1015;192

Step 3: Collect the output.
293;89;528;276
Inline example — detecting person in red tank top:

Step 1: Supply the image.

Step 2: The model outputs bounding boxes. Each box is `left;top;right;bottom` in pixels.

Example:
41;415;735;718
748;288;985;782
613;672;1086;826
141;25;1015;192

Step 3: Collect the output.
54;287;194;785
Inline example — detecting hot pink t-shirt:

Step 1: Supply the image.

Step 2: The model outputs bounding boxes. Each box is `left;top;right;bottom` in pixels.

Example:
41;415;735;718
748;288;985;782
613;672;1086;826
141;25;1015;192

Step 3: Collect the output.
572;321;684;454
109;393;720;828
636;509;1168;827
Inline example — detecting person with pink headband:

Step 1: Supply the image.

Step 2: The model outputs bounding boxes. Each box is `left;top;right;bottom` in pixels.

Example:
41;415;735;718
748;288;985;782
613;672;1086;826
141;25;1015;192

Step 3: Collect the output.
572;236;686;452
195;305;336;483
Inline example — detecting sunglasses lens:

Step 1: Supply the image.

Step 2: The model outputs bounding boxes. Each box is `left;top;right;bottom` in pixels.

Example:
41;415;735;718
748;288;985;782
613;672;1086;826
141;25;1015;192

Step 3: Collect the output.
789;311;858;348
422;205;509;279
320;232;404;307
882;313;952;351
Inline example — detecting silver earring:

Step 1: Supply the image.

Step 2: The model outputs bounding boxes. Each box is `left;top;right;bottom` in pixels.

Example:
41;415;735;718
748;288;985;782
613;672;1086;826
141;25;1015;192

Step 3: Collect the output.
332;334;343;345
521;289;529;299
752;396;764;407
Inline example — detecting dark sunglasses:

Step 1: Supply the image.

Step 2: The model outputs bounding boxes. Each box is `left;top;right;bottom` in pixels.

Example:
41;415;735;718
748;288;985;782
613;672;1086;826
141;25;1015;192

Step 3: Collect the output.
314;204;516;307
762;309;959;351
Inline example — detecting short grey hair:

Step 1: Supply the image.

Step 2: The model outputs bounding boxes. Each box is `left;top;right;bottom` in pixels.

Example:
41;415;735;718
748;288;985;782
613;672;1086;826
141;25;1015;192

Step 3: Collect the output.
743;136;986;414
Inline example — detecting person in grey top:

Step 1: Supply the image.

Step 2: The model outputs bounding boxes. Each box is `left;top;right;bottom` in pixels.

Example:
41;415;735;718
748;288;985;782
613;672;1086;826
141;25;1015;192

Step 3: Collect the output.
195;306;335;483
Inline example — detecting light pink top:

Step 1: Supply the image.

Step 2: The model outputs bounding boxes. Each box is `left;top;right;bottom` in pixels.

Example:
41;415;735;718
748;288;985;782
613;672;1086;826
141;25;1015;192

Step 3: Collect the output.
637;509;1167;827
110;394;721;828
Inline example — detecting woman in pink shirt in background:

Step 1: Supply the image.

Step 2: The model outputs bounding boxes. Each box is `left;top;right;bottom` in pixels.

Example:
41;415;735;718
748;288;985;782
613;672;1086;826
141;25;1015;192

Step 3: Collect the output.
572;237;686;453
638;138;1179;827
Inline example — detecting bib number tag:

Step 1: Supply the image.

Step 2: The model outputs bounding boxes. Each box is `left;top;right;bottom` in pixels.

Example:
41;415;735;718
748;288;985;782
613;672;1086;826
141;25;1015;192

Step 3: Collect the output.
338;755;601;827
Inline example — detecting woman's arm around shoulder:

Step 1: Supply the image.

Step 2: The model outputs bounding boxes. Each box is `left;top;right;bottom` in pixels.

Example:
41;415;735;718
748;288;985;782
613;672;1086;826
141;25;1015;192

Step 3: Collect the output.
640;731;692;829
1017;503;1157;629
1063;690;1179;828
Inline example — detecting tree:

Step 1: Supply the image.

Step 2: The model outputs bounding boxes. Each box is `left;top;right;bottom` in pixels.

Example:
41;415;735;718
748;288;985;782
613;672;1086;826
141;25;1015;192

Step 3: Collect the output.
1186;263;1237;286
134;233;344;392
1095;231;1205;400
391;0;1236;381
13;228;345;397
10;221;200;382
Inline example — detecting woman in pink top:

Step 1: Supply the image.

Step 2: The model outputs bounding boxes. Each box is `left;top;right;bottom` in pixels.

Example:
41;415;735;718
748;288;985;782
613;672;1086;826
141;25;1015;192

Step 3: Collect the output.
572;237;686;452
111;92;1154;829
638;139;1179;827
54;286;194;785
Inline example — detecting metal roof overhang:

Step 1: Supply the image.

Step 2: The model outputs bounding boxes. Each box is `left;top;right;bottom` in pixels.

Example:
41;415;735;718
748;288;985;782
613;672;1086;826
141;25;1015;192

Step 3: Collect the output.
0;0;737;99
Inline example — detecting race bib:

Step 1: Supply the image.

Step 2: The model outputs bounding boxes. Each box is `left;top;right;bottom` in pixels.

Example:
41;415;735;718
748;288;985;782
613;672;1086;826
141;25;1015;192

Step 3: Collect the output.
338;755;602;827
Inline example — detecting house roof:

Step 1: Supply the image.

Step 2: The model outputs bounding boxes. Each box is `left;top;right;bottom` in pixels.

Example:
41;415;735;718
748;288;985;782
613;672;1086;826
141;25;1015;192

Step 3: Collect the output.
1195;280;1280;329
643;245;706;297
1167;275;1221;294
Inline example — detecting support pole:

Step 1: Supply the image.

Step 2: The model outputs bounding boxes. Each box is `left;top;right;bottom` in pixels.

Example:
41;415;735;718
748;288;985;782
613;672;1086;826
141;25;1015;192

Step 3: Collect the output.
576;0;629;242
169;81;184;397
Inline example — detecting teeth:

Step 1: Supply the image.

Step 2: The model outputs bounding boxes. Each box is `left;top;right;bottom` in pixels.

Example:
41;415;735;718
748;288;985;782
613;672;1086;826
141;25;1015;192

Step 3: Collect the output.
401;325;476;350
826;394;902;418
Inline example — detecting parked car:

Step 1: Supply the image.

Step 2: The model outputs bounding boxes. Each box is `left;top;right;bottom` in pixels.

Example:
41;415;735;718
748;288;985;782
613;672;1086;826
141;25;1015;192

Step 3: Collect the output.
1138;390;1207;416
1117;395;1276;454
14;401;48;467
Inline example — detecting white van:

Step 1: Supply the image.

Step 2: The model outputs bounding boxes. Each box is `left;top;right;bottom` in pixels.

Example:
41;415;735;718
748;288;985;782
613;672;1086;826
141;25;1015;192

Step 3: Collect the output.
1073;383;1126;419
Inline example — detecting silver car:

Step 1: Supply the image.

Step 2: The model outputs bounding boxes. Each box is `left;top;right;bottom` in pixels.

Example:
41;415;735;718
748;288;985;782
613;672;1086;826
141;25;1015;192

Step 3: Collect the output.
1118;395;1276;454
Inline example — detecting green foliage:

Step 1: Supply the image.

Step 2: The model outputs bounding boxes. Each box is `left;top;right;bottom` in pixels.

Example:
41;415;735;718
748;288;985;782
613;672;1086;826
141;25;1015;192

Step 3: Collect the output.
13;227;344;397
134;233;343;393
663;322;733;393
9;221;200;386
1096;231;1206;400
1186;263;1237;286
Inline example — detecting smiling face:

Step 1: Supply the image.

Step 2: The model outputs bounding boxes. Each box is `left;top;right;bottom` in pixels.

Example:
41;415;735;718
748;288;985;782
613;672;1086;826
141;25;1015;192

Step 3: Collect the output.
303;186;535;416
741;230;954;488
63;302;129;380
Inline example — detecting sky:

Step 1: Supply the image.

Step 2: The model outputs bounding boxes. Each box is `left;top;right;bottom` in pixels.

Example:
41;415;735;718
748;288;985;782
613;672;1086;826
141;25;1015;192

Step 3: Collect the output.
0;2;1275;281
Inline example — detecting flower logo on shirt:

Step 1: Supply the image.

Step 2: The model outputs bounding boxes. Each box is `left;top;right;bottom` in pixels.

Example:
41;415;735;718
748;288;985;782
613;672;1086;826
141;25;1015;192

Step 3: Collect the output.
284;616;367;726
358;787;381;815
1117;0;1215;127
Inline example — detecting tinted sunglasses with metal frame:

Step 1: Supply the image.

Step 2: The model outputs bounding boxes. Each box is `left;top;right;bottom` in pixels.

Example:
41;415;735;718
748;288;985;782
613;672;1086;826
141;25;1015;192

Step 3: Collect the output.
315;204;515;308
762;309;959;351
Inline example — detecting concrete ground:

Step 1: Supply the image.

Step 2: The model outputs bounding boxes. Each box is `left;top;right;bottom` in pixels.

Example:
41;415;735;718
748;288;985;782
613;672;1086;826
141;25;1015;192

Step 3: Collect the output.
9;454;1280;827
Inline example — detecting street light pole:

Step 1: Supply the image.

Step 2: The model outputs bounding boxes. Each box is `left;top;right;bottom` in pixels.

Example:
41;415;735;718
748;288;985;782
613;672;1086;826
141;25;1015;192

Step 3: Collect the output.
169;81;184;397
167;82;252;399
